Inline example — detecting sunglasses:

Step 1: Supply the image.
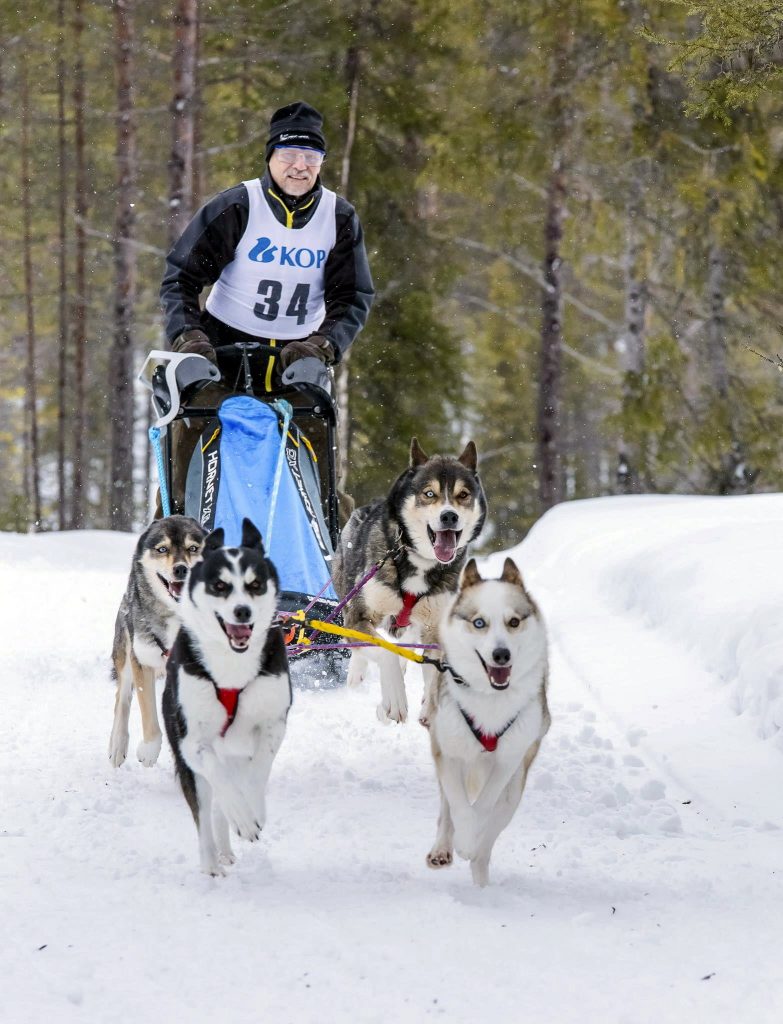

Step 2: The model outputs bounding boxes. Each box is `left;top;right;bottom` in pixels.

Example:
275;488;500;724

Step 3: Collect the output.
273;147;325;167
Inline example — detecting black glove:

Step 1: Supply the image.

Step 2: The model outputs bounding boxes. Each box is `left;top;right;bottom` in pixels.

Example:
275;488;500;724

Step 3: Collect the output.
172;328;217;364
279;335;334;370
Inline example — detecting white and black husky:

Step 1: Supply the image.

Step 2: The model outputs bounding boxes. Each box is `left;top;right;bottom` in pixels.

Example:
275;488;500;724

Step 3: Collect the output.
332;438;486;725
427;558;550;887
109;515;206;769
162;518;291;876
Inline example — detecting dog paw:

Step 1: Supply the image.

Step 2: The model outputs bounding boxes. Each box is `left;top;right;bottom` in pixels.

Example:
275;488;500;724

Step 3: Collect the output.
108;732;128;768
227;809;263;842
346;654;367;688
201;861;227;877
426;848;453;869
136;734;162;767
419;694;438;729
376;701;407;725
234;821;263;842
218;850;236;866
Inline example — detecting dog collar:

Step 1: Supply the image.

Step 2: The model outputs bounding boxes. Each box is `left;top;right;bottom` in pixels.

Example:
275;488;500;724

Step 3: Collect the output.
216;687;241;736
391;591;420;630
151;632;170;658
457;704;518;753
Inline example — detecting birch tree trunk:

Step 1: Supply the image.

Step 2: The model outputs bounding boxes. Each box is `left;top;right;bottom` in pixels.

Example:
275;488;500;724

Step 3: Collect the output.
168;0;198;246
109;0;138;531
56;0;69;529
70;0;89;529
335;42;363;490
21;52;41;530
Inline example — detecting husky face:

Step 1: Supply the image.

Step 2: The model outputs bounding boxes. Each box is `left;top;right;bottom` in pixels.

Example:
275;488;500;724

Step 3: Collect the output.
442;558;546;691
138;515;207;607
394;438;485;565
182;519;278;655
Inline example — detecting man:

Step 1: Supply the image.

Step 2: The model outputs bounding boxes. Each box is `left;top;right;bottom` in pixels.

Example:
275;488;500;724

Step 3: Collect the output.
159;100;374;512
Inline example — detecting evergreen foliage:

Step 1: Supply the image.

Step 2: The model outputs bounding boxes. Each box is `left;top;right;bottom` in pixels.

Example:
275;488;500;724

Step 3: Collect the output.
1;0;783;547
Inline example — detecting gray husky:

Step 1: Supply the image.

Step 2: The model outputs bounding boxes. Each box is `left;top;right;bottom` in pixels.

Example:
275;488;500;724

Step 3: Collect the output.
427;558;550;887
332;438;486;725
108;515;206;769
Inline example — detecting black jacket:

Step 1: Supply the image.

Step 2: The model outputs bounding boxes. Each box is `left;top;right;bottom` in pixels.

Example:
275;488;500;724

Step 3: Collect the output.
160;172;375;362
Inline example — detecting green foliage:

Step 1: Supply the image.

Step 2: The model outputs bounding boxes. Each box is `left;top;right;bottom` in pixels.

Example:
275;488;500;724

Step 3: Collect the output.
645;0;783;122
3;0;783;540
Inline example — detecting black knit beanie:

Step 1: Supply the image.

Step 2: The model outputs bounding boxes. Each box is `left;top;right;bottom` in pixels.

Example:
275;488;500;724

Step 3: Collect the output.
265;101;327;161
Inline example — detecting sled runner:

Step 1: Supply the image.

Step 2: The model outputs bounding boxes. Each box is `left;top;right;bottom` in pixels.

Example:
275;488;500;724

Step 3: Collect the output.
139;342;345;688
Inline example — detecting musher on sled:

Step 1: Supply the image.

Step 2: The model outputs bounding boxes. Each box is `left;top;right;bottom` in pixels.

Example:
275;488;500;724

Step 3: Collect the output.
157;99;374;518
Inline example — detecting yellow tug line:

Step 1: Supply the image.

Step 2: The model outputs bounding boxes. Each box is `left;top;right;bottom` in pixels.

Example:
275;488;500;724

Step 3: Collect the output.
287;613;429;666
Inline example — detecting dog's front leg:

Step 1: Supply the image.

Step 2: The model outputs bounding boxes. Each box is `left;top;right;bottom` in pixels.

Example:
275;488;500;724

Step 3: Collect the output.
418;661;442;729
193;774;224;876
426;779;454;869
469;766;527;887
108;655;133;768
437;755;479;860
468;743;542;885
212;804;235;866
243;719;287;829
374;645;408;723
132;658;163;767
346;649;369;688
191;745;262;842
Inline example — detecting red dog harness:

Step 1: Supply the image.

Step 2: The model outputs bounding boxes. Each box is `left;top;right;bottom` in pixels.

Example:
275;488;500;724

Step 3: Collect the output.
216;688;241;736
458;705;519;753
391;591;420;631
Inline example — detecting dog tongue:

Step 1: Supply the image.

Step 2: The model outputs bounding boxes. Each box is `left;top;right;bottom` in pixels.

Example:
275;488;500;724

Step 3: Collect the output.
433;529;458;563
226;623;252;642
168;581;184;599
488;666;512;686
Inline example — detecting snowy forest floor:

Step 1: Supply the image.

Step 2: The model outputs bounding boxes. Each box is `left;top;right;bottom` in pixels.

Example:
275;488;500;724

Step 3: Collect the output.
2;495;782;1023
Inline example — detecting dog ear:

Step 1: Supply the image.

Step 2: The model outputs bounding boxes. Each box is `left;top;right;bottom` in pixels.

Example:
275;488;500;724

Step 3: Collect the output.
204;527;224;552
241;518;265;551
457;440;477;471
410;437;429;467
461;558;483;589
500;557;525;589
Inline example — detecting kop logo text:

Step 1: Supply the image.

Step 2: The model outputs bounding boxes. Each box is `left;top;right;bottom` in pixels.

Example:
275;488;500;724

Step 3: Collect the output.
248;236;327;269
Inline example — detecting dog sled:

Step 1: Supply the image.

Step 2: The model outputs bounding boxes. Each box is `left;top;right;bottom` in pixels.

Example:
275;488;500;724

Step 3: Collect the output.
139;341;349;688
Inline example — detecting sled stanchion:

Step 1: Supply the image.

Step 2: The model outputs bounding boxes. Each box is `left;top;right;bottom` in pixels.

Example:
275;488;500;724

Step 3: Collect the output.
266;399;293;549
149;426;171;518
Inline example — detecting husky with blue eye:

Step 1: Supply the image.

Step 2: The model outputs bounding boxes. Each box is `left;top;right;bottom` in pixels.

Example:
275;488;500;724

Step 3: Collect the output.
162;518;291;876
427;557;550;887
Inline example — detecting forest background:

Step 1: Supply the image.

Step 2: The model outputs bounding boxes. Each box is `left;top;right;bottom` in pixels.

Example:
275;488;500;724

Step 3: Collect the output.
1;0;782;550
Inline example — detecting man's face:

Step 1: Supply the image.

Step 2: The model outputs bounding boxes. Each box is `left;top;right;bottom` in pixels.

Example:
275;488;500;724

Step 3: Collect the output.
268;147;323;197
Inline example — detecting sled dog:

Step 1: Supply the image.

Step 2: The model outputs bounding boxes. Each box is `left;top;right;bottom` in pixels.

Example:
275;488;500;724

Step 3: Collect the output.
108;515;206;769
332;437;486;725
427;558;550;887
162;519;291;876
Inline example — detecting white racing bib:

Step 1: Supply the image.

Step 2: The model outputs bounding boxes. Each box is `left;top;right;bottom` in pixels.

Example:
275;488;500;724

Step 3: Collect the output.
206;179;337;339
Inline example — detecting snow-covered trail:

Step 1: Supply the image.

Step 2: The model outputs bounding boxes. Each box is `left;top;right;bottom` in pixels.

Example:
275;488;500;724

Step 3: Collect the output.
2;500;782;1023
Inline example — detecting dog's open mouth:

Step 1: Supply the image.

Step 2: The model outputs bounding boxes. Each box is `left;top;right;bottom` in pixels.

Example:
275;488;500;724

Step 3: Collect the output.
427;527;462;563
158;574;184;601
217;615;253;652
478;653;512;689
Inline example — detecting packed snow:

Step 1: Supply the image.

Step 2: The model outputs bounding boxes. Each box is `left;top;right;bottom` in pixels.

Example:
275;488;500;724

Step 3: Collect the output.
2;494;782;1023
